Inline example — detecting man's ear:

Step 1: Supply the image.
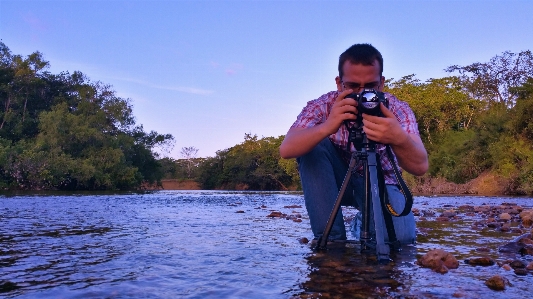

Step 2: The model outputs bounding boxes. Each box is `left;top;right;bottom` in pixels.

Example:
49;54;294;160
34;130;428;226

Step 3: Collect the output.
378;76;386;91
335;76;342;92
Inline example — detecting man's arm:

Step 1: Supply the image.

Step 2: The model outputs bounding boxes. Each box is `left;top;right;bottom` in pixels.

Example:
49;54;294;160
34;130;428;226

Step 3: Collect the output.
362;103;429;176
279;90;357;159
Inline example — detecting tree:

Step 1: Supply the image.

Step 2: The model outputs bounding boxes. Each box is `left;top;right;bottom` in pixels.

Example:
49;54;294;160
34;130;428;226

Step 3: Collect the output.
180;146;199;179
445;50;533;107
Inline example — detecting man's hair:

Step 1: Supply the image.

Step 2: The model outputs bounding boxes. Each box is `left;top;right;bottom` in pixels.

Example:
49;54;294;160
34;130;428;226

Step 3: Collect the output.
338;43;383;78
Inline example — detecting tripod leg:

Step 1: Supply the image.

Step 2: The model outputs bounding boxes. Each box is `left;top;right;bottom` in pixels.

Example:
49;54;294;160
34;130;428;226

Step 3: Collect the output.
316;154;357;250
368;151;391;262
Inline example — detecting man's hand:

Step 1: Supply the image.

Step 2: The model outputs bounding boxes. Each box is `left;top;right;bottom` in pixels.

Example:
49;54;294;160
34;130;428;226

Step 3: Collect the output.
361;103;407;146
279;90;358;159
322;89;358;135
362;103;428;176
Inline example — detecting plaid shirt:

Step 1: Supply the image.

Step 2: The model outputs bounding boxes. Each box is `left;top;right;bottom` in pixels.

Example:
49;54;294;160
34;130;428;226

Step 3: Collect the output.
291;91;420;184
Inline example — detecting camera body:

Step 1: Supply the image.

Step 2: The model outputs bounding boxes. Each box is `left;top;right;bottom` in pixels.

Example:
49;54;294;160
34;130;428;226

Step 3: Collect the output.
345;89;388;117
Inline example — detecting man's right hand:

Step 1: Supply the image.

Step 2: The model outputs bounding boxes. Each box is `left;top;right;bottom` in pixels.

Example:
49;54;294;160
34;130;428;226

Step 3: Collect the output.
279;90;358;159
322;89;358;135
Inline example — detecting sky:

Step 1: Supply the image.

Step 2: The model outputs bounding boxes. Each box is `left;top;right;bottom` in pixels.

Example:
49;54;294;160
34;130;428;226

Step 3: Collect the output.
1;0;532;158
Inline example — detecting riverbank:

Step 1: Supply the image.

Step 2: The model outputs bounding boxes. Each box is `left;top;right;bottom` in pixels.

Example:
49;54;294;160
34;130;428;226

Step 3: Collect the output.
151;171;515;196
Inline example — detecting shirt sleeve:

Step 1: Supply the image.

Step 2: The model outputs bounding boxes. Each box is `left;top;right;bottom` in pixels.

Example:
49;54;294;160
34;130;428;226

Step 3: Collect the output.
388;93;420;136
290;91;336;129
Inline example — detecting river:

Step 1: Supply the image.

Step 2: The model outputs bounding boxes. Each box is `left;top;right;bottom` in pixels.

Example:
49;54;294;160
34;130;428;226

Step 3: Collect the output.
1;191;532;298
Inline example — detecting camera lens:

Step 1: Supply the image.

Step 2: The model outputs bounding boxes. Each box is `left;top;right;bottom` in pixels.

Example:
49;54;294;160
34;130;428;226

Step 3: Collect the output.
361;91;379;110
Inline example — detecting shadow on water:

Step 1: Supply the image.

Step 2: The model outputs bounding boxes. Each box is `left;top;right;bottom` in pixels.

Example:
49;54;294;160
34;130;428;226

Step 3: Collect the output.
296;242;419;299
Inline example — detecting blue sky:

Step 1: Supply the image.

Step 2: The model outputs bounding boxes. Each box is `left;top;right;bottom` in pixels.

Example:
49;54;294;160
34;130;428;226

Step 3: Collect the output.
1;0;532;158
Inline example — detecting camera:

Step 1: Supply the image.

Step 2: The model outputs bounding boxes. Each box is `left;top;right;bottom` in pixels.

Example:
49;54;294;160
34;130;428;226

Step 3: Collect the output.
345;89;388;117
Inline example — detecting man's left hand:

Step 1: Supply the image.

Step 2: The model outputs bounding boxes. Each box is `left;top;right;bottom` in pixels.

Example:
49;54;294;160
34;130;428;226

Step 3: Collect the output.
361;103;408;146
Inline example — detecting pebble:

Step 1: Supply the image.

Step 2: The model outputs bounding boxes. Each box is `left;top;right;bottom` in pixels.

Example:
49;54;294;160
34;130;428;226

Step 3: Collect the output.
502;264;512;271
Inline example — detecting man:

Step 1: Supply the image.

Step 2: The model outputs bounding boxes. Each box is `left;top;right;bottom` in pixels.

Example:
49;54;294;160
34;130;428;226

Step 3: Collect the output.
279;43;428;243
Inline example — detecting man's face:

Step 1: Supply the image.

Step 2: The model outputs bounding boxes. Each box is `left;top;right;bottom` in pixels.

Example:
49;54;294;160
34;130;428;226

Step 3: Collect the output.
335;60;385;93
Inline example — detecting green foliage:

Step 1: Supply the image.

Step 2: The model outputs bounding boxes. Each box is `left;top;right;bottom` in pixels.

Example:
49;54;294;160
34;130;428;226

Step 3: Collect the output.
0;42;173;190
196;134;298;190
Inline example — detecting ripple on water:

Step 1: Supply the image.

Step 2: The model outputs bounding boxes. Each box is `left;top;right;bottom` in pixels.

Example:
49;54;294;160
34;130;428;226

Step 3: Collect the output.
1;192;533;298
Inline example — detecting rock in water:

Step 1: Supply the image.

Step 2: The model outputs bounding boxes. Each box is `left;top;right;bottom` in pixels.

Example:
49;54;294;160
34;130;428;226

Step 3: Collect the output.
464;256;495;266
485;275;510;291
418;249;459;273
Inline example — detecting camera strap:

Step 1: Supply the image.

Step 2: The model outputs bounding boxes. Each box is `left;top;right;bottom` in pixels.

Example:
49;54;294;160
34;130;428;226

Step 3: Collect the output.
376;153;401;251
383;145;414;217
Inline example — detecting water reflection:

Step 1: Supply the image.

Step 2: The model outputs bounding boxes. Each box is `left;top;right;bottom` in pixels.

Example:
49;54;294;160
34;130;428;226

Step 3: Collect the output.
1;193;533;298
296;242;418;298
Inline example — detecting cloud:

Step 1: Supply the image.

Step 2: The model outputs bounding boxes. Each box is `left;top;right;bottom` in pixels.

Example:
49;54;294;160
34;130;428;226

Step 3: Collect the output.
225;63;244;76
110;76;214;95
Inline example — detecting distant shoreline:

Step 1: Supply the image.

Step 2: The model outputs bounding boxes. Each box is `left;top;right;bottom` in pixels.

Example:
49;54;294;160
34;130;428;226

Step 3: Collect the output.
151;172;517;196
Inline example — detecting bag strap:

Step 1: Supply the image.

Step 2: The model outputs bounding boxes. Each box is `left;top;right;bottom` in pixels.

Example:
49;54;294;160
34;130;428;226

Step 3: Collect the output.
383;145;413;217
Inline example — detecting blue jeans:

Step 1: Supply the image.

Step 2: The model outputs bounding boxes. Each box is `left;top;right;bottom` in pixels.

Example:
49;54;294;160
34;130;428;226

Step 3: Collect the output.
297;138;416;243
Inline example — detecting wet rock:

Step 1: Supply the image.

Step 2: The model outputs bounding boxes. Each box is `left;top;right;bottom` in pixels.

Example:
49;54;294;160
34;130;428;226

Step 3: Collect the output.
440;210;457;218
475;247;490;252
485;275;510;291
522;216;533;227
458;205;474;212
412;208;420;216
487;222;501;228
499;213;512;221
502;264;512;271
267;211;285;218
436;217;450;222
421;209;435;217
0;280;18;292
299;237;309;244
235;210;245;213
519;244;533;255
514;268;528;276
526;261;533;270
464;256;495;266
500;223;511;232
518;237;533;245
418;249;459;273
509;260;526;269
284;205;302;209
293;218;302;223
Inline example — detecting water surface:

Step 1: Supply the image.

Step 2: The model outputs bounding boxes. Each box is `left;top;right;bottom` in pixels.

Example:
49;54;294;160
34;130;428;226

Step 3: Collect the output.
1;191;532;298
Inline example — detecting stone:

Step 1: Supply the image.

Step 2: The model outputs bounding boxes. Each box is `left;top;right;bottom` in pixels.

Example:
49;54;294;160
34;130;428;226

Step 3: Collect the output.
418;249;459;273
514;268;528;276
299;237;309;244
499;213;512;221
441;210;457;218
464;256;495;266
526;261;533;270
520;244;533;255
509;260;526;269
502;264;512;271
485;275;509;291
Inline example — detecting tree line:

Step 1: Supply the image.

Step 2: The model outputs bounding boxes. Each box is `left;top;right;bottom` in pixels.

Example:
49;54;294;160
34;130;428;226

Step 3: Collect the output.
0;42;173;190
168;50;533;195
2;42;532;194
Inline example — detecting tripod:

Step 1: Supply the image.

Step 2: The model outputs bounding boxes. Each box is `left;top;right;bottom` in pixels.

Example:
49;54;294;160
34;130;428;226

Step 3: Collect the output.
314;121;404;262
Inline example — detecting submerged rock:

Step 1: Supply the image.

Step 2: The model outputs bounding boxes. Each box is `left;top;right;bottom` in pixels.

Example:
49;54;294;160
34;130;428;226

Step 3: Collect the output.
418;249;459;274
464;256;495;266
485;275;510;291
